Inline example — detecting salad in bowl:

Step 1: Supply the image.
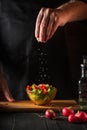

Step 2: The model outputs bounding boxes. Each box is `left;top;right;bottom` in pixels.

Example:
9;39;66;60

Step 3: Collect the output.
26;84;57;105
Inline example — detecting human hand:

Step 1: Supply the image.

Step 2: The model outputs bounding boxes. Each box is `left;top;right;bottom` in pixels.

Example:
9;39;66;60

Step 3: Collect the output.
0;74;15;102
35;1;87;43
35;8;61;43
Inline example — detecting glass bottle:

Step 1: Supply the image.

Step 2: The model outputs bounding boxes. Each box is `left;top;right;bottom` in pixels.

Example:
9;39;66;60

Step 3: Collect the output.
78;64;87;106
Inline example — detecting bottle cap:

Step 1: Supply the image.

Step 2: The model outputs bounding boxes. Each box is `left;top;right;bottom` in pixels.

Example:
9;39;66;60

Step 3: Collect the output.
83;55;87;66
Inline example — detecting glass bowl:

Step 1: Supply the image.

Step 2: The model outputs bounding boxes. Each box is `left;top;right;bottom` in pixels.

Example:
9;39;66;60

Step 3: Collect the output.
26;84;57;105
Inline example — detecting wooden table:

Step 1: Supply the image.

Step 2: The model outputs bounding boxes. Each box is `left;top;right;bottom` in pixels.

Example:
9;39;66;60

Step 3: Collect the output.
0;100;87;130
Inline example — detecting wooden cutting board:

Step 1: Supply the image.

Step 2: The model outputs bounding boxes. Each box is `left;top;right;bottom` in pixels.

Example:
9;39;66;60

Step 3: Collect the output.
0;100;80;112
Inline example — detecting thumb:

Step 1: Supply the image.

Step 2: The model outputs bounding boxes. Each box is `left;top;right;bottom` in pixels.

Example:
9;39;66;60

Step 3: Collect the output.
2;84;15;102
0;75;15;102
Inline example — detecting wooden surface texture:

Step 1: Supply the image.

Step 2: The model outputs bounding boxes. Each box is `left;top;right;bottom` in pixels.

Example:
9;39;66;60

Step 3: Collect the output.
0;100;80;112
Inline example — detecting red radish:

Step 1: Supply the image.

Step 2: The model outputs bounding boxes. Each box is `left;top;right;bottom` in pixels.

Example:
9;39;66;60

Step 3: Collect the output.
75;111;87;122
62;107;74;117
45;109;56;119
68;114;78;123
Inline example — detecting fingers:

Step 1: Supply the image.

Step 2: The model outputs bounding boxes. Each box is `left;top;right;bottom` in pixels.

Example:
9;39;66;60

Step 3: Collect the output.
35;8;45;41
47;14;59;41
35;8;59;43
0;74;15;102
35;8;52;43
46;12;55;39
2;79;15;102
2;85;15;102
39;8;51;42
46;11;59;42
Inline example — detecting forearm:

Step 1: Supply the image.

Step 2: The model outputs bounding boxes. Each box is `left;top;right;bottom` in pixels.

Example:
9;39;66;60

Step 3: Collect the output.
35;0;87;42
56;0;87;26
